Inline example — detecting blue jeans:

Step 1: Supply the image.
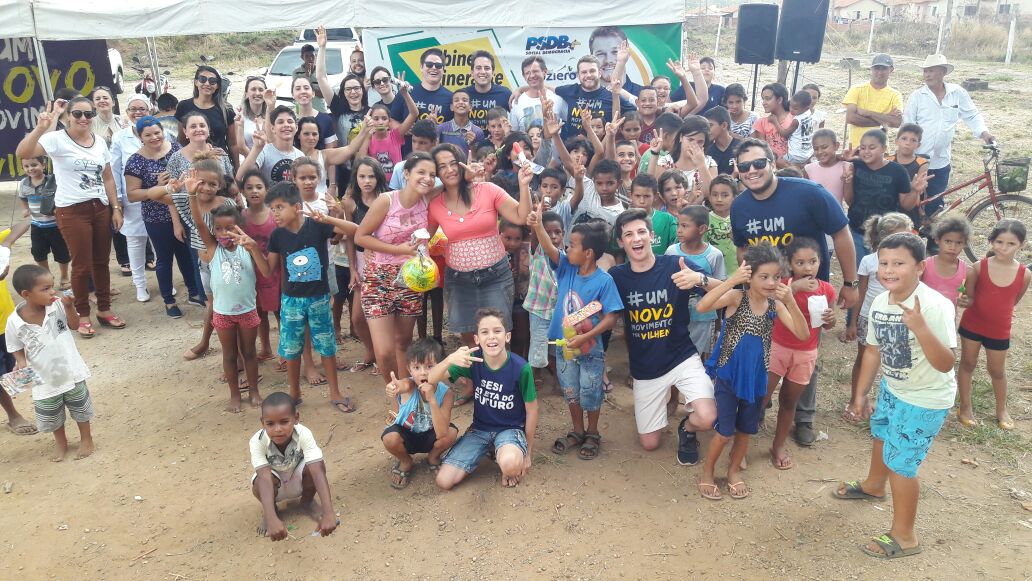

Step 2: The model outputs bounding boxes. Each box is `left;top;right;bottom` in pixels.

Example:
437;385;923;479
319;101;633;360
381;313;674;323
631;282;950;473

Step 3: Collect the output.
443;428;527;473
556;344;605;412
849;227;868;269
145;220;200;305
924;164;951;216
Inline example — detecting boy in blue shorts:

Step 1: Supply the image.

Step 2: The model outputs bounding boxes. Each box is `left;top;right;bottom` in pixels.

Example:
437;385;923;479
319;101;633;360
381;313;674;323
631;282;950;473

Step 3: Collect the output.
431;308;538;490
266;182;358;413
382;338;458;489
528;206;621;460
835;232;957;560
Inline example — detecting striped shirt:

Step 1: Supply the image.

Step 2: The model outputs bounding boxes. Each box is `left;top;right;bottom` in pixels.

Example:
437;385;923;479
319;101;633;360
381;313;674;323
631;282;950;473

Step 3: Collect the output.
18;176;57;228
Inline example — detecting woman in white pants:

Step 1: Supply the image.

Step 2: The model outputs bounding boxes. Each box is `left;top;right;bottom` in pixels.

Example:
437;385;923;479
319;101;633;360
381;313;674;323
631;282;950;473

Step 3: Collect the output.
110;94;155;302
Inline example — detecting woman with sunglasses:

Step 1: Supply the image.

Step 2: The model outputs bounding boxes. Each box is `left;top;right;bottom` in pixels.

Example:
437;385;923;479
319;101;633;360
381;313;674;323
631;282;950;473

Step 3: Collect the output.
110;95;160;303
17;98;128;338
124;116;200;318
368;66;397;107
175;66;238;166
237;76;267;159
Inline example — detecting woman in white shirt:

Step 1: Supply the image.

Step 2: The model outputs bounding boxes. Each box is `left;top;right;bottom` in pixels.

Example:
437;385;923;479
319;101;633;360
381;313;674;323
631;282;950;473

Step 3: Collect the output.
17;98;127;337
110;94;157;302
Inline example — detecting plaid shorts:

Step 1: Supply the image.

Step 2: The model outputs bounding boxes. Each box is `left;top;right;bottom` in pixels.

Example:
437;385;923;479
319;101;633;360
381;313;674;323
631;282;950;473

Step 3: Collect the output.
34;381;94;433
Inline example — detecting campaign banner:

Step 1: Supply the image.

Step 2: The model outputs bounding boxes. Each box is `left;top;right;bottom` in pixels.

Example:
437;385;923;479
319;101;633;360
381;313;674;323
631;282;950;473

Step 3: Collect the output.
362;23;682;95
0;38;114;181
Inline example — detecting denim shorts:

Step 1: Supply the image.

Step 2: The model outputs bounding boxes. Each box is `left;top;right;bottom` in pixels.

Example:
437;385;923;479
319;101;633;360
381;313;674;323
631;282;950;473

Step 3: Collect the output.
444;258;514;334
528;312;551;368
870;379;948;478
713;377;764;437
556;343;605;412
278;294;336;359
443;428;527;473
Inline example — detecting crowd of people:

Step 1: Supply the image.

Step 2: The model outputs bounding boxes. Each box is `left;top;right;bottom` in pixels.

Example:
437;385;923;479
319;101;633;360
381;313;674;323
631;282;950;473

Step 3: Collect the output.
3;30;1029;561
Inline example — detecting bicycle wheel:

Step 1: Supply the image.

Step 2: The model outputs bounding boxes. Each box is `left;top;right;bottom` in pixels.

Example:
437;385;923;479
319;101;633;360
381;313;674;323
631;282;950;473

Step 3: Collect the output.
964;193;1032;263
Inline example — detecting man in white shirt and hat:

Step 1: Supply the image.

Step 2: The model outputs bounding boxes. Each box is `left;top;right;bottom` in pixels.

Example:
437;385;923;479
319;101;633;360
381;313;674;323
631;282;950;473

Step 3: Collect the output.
903;54;994;216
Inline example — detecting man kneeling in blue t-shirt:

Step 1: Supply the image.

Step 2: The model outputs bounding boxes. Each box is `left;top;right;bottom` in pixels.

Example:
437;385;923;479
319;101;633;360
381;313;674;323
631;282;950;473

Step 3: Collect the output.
431;308;539;489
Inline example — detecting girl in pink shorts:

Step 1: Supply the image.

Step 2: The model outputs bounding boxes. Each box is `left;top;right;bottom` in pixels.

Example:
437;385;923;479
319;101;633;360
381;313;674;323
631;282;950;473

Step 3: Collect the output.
765;237;836;470
184;162;274;413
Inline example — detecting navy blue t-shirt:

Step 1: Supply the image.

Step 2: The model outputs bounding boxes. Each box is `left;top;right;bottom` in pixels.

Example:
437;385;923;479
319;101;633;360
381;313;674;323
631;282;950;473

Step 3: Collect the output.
555;84;636;139
390;84;454;124
672;83;725;114
462;84;512;130
730;177;849;281
449;354;536;432
610;255;702;381
706;136;742;176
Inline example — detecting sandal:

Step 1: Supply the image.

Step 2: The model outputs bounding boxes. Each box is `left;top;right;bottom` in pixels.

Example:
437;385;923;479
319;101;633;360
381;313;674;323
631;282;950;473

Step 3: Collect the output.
551;431;586;455
861;534;923;560
698;482;722;501
96;313;126;329
832;480;885;501
727;481;750;500
426;459;442;473
77;321;95;338
330;398;356;414
348;360;376;373
770;448;794;470
956;409;978;427
390;464;411;489
119;264;132;277
578;432;601;460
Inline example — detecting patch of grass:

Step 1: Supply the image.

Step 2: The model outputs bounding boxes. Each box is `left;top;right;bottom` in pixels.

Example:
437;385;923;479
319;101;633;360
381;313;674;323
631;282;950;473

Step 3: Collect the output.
985;73;1015;82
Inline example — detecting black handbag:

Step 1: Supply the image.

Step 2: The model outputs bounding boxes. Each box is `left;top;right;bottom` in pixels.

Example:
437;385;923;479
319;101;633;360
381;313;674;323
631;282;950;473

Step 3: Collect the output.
38;174;57;216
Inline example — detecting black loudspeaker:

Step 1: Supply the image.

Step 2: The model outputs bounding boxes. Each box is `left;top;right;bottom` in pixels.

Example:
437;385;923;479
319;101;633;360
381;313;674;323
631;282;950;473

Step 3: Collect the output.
775;0;830;63
735;4;779;65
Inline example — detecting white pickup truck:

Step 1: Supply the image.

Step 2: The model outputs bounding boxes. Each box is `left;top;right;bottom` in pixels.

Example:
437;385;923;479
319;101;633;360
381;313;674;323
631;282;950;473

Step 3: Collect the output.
107;46;124;94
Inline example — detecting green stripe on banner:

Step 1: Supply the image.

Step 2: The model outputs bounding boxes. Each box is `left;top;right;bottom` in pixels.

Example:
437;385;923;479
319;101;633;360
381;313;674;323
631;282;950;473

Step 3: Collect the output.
385;37;442;82
625;24;682;92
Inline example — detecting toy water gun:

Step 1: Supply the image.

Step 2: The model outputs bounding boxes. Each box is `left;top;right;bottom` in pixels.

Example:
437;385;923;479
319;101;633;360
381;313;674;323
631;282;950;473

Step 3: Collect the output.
549;301;602;360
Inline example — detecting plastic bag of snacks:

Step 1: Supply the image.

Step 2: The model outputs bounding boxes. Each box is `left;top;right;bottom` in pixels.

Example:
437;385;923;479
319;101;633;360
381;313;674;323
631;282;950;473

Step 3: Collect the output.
394;229;439;292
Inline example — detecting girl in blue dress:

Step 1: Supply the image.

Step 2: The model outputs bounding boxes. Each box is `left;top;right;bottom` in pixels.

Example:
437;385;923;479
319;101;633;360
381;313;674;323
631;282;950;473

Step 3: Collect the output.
696;242;809;500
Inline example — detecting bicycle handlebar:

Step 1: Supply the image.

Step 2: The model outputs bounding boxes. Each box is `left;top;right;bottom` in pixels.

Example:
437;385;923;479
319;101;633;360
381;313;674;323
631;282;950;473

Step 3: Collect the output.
982;141;1000;152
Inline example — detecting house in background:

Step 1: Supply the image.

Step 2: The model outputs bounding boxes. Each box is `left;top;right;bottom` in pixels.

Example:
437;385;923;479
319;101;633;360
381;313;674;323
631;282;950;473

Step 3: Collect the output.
917;0;1030;20
834;0;890;21
885;0;938;21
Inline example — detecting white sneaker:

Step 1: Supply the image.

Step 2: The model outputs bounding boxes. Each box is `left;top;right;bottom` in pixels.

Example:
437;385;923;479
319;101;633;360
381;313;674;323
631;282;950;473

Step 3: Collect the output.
172;287;178;297
136;288;151;303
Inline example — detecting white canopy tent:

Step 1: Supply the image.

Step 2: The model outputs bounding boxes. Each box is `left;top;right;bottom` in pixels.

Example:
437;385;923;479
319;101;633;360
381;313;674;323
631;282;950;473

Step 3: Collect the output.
3;0;687;40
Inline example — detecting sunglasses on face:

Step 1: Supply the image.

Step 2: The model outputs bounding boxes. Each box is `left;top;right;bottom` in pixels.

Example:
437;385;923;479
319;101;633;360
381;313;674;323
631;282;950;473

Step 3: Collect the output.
69;110;97;119
423;62;444;70
736;158;770;172
371;77;391;86
196;75;219;85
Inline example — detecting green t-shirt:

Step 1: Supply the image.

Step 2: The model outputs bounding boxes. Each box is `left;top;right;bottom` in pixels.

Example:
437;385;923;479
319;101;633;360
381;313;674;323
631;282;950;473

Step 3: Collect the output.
608;208;677;257
706;211;737;275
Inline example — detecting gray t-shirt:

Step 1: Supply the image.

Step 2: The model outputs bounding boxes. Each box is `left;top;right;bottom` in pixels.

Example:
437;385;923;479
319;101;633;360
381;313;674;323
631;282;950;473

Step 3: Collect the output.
255;144;304;184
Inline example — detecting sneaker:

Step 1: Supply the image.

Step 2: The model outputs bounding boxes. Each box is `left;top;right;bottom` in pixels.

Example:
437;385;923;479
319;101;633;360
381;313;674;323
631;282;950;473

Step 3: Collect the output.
165;304;183;319
187;295;206;307
677;417;699;466
172;287;178;297
136;288;151;303
793;422;816;447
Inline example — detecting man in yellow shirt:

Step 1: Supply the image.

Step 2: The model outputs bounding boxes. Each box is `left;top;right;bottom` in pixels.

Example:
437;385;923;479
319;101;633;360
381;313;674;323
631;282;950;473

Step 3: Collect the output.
842;54;902;150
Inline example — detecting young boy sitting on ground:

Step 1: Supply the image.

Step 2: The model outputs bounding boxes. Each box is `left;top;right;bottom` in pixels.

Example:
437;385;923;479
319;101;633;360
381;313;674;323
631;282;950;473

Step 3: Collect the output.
382;338;458;489
7;265;94;461
250;391;339;541
431;308;538;490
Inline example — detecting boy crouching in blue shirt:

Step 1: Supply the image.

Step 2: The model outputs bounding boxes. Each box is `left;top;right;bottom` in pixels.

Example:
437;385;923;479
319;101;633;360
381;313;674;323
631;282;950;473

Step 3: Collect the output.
382;338;458;490
431;308;538;490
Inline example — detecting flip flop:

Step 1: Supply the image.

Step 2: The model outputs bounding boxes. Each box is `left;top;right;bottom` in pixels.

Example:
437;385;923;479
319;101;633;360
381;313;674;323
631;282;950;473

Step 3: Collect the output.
426;459;442;473
861;534;923;560
998;418;1015;430
833;480;885;501
183;346;208;361
96;314;126;329
389;464;411;489
306;376;327;386
727;481;750;500
348;360;375;373
956;409;978;427
6;421;38;435
698;482;722;501
256;352;275;362
77;321;95;338
770;449;794;470
331;398;356;414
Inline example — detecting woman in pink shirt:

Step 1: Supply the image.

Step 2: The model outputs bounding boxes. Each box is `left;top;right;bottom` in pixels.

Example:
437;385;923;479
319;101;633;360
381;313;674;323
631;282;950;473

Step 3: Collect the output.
354;153;435;384
428;143;533;347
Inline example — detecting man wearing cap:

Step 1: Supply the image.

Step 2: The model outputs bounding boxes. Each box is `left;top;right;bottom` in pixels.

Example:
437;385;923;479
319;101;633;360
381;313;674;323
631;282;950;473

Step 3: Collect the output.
842;54;902;150
293;44;327;112
903;54;994;216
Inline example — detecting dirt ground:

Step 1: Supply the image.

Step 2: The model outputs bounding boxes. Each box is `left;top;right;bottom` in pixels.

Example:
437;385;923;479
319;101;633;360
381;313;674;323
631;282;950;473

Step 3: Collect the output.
1;53;1032;580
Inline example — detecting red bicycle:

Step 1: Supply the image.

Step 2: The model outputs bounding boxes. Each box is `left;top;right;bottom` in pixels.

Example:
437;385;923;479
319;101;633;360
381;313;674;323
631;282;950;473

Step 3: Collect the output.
919;143;1032;263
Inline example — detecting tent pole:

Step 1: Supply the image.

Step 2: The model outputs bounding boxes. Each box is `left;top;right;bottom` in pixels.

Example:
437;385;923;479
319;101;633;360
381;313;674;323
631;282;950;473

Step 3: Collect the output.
29;4;54;102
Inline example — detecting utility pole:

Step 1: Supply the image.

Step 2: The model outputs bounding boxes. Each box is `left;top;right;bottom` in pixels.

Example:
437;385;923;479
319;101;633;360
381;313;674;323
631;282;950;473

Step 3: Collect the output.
942;0;954;53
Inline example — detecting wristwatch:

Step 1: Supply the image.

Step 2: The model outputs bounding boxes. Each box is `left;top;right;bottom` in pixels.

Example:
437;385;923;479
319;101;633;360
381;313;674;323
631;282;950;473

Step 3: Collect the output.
700;274;710;288
844;279;860;289
113;206;123;212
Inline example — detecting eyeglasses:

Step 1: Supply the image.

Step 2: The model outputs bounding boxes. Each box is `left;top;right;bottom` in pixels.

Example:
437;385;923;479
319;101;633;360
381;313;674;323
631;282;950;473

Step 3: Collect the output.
127;106;149;114
735;158;770;172
343;86;364;93
196;75;219;85
423;62;444;70
371;77;391;86
69;110;97;119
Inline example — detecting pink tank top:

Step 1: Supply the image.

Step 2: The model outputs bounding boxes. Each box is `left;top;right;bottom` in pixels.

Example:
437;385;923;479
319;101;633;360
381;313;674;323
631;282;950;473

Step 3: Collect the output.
370;191;428;266
921;256;967;304
959;259;1027;340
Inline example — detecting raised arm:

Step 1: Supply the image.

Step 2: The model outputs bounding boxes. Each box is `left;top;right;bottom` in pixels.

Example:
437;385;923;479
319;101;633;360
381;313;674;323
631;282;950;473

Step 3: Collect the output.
16;101;64;159
315;26;335;100
496;165;534;225
527;201;559;264
397;79;419;136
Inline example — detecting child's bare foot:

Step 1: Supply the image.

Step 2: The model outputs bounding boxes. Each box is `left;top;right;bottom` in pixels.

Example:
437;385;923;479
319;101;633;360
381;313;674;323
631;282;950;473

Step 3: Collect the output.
6;417;37;435
51;441;68;462
249;392;263;408
256;513;270;537
957;407;978;427
183;344;209;361
226;396;243;413
501;474;520;488
304;370;326;386
75;438;95;460
257;350;275;362
997;410;1015;430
